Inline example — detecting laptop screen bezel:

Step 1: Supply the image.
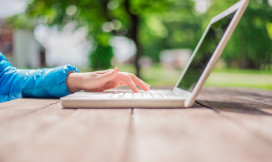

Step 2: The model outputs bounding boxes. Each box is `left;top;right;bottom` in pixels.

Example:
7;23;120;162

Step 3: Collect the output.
172;0;249;107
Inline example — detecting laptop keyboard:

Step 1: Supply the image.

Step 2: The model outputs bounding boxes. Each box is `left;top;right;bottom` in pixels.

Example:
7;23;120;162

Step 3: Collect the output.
79;90;182;99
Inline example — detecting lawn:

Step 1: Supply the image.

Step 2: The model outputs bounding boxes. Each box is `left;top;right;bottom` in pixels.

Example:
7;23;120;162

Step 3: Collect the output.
80;64;272;90
117;64;272;90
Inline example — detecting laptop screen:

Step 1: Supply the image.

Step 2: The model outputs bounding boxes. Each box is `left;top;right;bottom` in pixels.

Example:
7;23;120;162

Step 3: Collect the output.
177;11;237;92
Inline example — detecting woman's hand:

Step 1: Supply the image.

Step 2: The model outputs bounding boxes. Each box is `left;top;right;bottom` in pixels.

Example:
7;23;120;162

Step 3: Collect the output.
66;67;150;93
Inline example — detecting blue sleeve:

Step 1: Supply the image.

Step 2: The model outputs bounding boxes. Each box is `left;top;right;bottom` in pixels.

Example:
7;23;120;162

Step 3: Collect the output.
0;52;80;103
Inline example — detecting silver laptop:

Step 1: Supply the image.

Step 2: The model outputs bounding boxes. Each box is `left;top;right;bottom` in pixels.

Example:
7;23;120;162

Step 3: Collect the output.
61;0;248;108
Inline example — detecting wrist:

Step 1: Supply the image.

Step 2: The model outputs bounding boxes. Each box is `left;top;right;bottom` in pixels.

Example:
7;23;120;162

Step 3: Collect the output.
66;72;84;93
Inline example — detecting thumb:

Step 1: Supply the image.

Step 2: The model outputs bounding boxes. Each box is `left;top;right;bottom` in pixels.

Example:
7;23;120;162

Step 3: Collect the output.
99;67;119;83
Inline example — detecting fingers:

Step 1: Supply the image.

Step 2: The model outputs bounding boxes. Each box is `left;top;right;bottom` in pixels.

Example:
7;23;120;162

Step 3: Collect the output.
117;72;150;93
118;81;127;86
99;67;119;83
86;67;150;93
118;73;139;93
128;74;150;91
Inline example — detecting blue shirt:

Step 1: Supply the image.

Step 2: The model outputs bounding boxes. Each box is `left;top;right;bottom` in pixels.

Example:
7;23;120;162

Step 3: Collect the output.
0;52;79;102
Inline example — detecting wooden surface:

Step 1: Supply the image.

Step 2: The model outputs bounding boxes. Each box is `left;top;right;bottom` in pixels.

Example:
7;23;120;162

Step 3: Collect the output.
0;87;271;162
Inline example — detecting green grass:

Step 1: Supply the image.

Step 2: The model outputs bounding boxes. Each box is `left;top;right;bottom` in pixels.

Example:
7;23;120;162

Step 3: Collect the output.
205;72;272;90
212;68;272;75
122;64;272;90
80;64;272;90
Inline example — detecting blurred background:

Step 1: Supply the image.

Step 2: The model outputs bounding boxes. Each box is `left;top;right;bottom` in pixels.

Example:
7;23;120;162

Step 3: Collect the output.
0;0;271;90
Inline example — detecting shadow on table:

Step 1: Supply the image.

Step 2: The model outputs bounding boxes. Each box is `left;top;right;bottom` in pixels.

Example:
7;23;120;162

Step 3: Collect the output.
197;100;272;116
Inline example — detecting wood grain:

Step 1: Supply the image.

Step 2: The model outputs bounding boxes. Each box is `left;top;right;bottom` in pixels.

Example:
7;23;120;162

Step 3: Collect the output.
0;99;59;123
0;87;271;162
126;107;272;162
197;87;272;151
0;100;131;162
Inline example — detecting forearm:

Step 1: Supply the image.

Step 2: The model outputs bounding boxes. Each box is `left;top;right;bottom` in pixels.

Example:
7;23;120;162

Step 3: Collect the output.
21;65;80;98
1;52;81;102
0;64;79;102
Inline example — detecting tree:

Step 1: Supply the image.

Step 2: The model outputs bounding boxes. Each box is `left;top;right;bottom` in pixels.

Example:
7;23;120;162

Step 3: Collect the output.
206;0;272;70
139;0;200;62
23;0;195;77
10;0;272;77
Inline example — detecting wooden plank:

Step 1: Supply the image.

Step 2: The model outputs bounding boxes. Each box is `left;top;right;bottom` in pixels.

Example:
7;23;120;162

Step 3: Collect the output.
1;87;271;162
126;105;272;162
0;100;131;162
27;108;131;162
0;100;74;162
197;87;272;147
0;99;59;123
197;87;272;112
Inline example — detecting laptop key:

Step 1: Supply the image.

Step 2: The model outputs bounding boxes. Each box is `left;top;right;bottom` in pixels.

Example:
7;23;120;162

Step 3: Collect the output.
142;92;153;98
112;92;125;98
133;92;143;98
123;92;133;98
150;91;162;98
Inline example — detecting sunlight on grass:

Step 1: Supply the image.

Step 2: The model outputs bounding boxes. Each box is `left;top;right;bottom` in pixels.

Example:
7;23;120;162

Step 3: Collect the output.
206;72;272;90
138;65;272;90
142;65;180;86
80;64;272;90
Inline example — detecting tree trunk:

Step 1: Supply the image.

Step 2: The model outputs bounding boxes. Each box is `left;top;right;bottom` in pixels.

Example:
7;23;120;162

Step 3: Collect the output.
124;0;141;78
131;16;141;78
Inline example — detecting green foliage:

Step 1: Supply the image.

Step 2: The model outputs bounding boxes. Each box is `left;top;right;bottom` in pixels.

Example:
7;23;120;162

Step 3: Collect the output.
139;0;200;62
11;0;272;72
89;44;114;70
6;14;36;30
17;0;198;76
206;0;272;70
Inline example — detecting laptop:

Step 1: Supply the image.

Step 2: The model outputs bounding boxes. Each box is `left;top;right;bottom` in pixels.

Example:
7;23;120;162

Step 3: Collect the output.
61;0;248;108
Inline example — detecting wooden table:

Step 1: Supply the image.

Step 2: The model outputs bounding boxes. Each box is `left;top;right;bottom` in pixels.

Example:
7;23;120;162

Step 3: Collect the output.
0;87;271;162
